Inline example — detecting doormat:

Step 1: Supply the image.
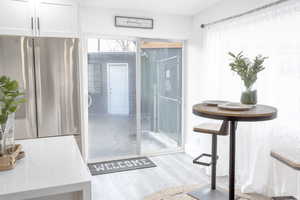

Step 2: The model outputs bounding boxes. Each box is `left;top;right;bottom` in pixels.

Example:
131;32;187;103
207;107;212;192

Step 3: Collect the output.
88;157;157;175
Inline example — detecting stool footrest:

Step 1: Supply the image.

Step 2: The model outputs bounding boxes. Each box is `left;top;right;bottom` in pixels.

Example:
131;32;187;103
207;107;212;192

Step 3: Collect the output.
193;153;219;167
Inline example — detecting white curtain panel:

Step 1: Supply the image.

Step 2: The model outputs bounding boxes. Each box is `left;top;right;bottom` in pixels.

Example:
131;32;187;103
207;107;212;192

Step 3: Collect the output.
197;0;300;197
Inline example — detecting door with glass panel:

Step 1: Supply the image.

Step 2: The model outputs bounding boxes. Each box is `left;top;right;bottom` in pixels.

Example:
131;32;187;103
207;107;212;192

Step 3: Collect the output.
140;40;183;154
87;38;137;161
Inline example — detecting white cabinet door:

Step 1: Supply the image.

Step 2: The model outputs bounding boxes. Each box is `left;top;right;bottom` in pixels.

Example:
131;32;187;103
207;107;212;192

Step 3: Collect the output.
36;0;78;37
0;0;35;36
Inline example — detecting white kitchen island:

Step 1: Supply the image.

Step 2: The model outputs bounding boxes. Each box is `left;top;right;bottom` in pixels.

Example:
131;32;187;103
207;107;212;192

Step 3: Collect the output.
0;136;91;200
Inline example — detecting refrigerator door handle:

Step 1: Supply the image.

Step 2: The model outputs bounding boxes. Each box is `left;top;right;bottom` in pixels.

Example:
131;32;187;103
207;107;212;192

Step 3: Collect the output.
37;17;40;31
33;38;43;138
31;17;34;30
35;17;40;36
26;38;39;139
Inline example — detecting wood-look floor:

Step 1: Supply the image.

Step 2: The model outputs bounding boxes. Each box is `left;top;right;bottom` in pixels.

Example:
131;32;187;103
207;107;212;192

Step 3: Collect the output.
91;153;227;200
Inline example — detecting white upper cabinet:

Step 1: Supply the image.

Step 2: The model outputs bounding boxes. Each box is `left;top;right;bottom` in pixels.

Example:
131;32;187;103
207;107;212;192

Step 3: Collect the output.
0;0;78;37
36;0;78;37
0;0;35;36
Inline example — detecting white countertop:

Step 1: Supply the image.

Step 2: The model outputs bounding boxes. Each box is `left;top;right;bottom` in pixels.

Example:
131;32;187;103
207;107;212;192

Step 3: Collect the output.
0;136;92;200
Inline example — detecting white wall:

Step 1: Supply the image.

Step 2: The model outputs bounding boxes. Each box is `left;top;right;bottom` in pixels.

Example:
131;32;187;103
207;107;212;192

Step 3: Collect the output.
185;0;279;157
79;6;192;39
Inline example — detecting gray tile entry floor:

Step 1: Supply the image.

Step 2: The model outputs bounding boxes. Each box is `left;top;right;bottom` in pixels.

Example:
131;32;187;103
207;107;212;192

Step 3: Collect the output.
88;114;137;160
88;114;179;160
91;153;228;200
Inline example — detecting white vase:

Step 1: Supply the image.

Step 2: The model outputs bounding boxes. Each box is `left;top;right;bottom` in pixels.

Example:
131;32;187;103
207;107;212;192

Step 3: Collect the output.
0;114;15;155
5;113;15;154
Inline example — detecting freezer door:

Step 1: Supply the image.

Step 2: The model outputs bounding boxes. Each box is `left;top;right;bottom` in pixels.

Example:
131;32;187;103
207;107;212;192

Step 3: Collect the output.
34;37;80;137
0;36;37;139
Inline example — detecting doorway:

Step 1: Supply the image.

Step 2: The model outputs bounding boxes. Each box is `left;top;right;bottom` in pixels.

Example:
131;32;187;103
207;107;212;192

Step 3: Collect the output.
87;37;183;162
87;38;137;161
107;63;129;115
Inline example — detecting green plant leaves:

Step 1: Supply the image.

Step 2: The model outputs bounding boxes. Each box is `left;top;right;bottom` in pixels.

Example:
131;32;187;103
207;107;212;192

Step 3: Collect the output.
228;52;267;90
0;75;26;126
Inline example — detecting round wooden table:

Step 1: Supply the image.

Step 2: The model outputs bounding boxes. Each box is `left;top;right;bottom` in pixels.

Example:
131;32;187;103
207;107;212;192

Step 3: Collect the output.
191;103;277;200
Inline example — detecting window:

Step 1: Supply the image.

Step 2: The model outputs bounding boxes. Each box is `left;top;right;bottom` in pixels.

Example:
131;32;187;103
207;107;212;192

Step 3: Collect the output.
87;38;136;53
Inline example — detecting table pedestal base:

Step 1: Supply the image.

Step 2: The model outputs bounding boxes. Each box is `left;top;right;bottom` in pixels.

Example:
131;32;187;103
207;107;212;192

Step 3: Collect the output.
187;185;228;200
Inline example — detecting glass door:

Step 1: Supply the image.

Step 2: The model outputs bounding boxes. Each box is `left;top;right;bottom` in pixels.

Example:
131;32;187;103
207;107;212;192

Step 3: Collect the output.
87;38;138;161
87;38;183;161
140;40;183;154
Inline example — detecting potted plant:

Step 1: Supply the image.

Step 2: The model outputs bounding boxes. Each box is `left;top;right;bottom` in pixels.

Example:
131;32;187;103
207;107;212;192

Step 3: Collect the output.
0;76;25;156
229;52;268;105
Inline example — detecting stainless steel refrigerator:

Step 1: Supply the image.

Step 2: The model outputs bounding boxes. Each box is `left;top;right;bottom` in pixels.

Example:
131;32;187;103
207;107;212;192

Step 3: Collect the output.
0;36;80;139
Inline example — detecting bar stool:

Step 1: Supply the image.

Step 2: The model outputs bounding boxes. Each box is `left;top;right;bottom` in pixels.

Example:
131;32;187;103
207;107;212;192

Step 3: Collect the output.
193;120;229;190
271;148;300;200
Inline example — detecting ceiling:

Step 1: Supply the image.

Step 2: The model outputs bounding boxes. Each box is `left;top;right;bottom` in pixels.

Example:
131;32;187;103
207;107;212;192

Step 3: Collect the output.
80;0;222;16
